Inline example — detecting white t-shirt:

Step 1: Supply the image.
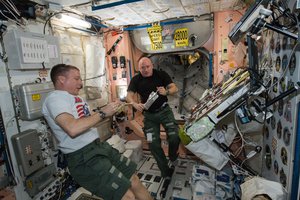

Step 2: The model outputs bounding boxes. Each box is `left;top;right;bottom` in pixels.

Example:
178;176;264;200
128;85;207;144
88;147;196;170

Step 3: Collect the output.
42;90;99;154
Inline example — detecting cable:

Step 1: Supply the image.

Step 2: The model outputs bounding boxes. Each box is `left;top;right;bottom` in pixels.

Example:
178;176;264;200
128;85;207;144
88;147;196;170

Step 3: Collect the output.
0;0;20;20
251;3;298;92
233;112;259;158
1;115;17;185
229;157;254;177
234;10;244;17
4;0;20;16
4;116;15;128
83;70;106;81
254;27;299;99
212;127;234;149
43;11;64;34
0;10;23;27
43;9;84;34
56;181;63;200
270;1;297;29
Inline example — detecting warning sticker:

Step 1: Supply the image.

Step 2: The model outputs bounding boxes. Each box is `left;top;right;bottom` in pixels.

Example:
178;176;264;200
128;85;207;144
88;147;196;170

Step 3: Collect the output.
174;28;188;47
32;94;41;101
147;25;163;50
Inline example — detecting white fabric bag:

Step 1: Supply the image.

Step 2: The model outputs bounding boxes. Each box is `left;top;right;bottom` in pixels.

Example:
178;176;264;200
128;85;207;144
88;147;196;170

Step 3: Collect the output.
185;137;229;170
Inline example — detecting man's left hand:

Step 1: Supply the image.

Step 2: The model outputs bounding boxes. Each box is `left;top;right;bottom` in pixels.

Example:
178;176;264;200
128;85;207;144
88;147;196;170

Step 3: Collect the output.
157;86;168;96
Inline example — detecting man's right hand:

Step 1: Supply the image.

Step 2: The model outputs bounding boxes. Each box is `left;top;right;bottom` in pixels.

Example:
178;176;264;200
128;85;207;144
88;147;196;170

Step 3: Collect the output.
101;101;121;117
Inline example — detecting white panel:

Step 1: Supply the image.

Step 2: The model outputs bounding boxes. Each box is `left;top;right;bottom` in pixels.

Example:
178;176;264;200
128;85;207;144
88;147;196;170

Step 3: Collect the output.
220;2;236;10
152;0;182;9
3;29;60;69
79;6;111;21
55;31;83;54
210;1;221;12
181;0;209;6
109;5;146;25
20;37;49;64
130;0;167;22
165;7;187;18
53;0;239;26
184;3;210;15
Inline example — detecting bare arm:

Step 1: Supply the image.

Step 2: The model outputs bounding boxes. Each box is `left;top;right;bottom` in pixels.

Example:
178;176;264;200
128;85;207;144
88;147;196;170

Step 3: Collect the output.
55;112;101;138
126;91;144;112
55;102;120;138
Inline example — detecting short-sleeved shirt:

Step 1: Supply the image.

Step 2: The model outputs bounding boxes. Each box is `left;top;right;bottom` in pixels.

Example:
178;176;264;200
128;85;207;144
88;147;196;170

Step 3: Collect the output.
42;90;99;154
127;69;173;112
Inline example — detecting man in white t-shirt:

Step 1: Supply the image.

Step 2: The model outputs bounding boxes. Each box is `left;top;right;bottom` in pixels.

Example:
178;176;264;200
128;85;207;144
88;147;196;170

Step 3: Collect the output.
42;64;153;200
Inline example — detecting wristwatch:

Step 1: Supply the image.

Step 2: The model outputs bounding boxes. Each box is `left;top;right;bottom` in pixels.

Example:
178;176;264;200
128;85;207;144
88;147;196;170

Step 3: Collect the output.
99;111;106;119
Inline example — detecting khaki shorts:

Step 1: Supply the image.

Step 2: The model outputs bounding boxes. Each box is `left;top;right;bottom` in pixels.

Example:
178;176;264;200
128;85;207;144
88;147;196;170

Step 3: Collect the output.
65;139;137;200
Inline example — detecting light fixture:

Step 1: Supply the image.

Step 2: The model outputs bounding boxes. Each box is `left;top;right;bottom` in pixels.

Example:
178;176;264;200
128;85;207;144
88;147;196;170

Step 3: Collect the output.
56;14;91;29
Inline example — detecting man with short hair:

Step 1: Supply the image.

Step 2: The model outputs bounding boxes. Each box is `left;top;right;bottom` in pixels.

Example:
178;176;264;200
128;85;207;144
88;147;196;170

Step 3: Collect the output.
126;57;181;192
42;64;153;200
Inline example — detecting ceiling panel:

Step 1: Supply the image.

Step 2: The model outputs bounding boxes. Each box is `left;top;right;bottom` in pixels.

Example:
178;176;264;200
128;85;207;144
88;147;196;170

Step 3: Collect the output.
130;1;168;22
184;3;210;15
45;0;242;27
164;7;187;18
210;2;221;12
181;0;209;6
152;0;182;9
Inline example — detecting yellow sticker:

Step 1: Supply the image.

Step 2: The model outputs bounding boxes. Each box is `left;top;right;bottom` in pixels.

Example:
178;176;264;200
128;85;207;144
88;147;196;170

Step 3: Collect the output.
26;180;33;189
174;28;189;47
147;25;163;50
32;94;41;101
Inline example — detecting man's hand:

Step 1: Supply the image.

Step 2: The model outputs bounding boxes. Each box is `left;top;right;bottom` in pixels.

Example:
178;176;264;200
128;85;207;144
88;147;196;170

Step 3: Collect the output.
132;102;145;112
101;101;121;117
157;86;168;96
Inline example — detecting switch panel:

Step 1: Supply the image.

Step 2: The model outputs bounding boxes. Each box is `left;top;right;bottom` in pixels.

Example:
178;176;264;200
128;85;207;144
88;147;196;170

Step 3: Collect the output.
11;129;44;177
20;37;49;64
3;29;60;69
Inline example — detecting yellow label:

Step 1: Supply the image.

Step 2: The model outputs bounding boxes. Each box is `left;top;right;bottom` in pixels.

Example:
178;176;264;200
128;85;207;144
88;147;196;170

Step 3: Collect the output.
26;180;33;189
32;94;41;101
174;28;188;47
147;25;163;50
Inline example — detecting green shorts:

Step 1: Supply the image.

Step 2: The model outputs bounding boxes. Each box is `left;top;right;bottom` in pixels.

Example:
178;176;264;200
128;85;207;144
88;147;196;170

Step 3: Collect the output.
65;139;137;200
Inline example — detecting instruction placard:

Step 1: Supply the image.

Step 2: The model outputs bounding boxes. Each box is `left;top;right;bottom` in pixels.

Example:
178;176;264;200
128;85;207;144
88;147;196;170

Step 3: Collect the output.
174;28;189;47
147;25;163;50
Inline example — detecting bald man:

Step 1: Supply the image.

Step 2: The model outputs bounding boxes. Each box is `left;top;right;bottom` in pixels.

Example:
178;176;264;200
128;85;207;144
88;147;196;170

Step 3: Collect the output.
126;57;181;194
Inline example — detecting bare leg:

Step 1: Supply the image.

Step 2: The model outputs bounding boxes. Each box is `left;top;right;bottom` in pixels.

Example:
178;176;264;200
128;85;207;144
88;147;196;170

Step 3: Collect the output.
130;174;153;200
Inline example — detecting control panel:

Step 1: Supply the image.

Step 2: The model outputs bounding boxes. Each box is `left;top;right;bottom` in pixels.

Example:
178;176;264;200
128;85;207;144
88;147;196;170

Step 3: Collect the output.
25;163;56;197
3;29;60;69
11;129;44;176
